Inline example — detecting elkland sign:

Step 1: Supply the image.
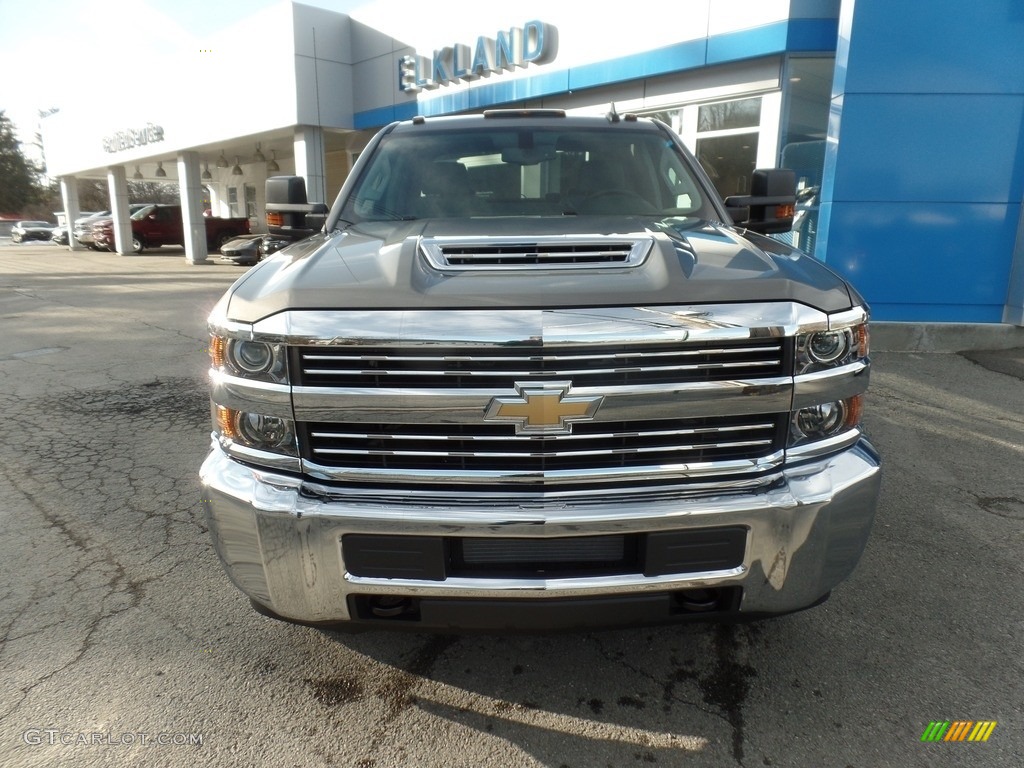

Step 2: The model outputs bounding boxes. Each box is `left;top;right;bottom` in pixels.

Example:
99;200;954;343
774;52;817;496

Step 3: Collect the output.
399;20;557;92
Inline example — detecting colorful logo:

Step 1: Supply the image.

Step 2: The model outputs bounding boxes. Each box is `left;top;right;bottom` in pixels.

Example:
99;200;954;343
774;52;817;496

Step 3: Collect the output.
921;721;997;742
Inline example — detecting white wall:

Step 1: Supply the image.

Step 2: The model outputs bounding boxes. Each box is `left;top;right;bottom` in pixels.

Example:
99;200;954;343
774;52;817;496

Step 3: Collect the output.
43;2;301;177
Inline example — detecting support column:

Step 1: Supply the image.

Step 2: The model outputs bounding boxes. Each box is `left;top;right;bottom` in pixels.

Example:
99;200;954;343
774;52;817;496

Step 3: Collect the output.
815;0;1024;323
294;126;326;204
107;166;132;255
1004;206;1024;326
59;177;84;251
178;151;208;264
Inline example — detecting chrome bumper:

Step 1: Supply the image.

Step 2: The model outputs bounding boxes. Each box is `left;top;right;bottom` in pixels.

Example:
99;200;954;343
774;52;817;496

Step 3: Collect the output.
200;439;881;628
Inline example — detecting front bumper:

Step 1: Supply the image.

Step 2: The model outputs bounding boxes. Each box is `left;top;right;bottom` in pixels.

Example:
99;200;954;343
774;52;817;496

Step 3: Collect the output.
200;440;881;630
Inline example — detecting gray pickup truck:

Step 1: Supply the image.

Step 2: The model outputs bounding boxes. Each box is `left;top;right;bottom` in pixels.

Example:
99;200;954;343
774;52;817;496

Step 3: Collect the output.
200;110;880;631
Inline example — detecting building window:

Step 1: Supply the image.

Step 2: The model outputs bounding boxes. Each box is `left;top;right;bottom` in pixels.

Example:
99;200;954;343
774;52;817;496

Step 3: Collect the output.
244;184;256;219
227;187;238;218
779;56;834;256
640;92;781;200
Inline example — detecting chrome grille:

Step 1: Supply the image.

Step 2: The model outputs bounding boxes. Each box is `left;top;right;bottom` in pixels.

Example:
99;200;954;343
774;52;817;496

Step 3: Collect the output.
273;304;807;490
295;338;786;388
419;235;652;270
301;414;785;472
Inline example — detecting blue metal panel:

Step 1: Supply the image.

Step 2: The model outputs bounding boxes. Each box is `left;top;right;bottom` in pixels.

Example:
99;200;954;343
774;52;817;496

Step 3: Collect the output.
818;0;1024;323
417;90;471;116
460;70;572;109
569;39;707;90
785;17;840;51
819;201;1017;320
353;104;409;130
707;22;789;64
843;0;1024;95
707;19;838;64
830;94;1024;203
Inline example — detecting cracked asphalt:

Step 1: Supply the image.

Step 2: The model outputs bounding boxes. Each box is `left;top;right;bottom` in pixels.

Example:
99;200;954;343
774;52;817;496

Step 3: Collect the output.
1;243;1021;767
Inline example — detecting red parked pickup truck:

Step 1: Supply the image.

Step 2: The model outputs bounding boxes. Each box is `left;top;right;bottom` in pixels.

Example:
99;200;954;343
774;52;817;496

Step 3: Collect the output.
92;205;250;254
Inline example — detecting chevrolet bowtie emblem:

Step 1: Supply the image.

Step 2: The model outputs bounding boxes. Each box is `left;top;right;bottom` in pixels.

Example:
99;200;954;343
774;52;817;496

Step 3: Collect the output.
485;381;604;435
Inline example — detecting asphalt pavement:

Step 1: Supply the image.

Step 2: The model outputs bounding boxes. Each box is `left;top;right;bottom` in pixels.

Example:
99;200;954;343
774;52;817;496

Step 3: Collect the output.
0;242;1021;767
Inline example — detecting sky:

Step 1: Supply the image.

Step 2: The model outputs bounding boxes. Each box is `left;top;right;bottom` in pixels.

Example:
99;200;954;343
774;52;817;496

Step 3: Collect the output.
0;0;364;148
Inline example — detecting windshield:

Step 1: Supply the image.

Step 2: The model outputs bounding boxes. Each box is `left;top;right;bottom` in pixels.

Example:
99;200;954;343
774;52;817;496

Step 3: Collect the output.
343;124;713;222
130;205;157;221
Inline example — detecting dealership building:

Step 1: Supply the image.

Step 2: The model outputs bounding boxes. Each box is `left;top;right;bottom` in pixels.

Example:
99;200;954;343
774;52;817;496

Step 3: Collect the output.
41;0;1024;327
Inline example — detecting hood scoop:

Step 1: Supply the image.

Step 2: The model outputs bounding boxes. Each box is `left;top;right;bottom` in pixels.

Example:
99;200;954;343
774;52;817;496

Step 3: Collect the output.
419;235;653;271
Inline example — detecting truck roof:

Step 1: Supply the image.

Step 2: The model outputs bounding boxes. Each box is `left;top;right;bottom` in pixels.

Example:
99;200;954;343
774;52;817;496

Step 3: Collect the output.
388;109;665;135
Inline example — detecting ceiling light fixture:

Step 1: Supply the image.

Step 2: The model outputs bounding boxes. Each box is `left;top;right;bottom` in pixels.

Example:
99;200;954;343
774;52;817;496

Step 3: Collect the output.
155;161;167;178
132;165;143;180
254;142;266;163
232;156;243;175
267;150;280;173
202;162;212;181
217;151;229;168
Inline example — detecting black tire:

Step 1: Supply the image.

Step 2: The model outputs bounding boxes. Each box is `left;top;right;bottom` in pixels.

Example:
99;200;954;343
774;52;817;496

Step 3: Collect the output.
131;235;144;254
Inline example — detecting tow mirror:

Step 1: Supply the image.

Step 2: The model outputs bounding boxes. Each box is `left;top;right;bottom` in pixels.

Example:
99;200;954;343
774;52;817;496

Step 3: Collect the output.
724;169;796;234
265;176;328;241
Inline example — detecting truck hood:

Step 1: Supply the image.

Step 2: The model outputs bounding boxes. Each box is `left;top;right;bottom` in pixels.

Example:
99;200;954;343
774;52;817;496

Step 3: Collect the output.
223;217;855;323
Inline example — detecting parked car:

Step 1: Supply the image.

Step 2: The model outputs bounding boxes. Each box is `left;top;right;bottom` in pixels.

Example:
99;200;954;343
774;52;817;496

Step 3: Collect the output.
51;226;70;245
73;211;107;249
92;204;249;254
218;234;290;265
74;206;152;249
11;221;54;243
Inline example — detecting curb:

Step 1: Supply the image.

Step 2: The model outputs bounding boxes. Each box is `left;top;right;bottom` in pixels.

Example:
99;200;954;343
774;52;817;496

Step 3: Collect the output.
870;322;1024;353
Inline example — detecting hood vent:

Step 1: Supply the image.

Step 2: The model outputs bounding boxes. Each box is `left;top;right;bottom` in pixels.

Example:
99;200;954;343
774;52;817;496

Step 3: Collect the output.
419;235;653;271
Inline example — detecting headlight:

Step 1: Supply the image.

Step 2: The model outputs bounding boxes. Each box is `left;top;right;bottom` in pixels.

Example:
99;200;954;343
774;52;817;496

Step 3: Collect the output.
216;405;297;456
790;395;863;446
806;330;849;364
231;340;273;374
209;335;287;383
796;322;868;373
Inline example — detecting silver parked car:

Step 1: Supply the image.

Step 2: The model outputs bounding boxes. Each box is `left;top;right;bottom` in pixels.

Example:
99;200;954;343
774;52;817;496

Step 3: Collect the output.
11;221;55;243
73;211;108;249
